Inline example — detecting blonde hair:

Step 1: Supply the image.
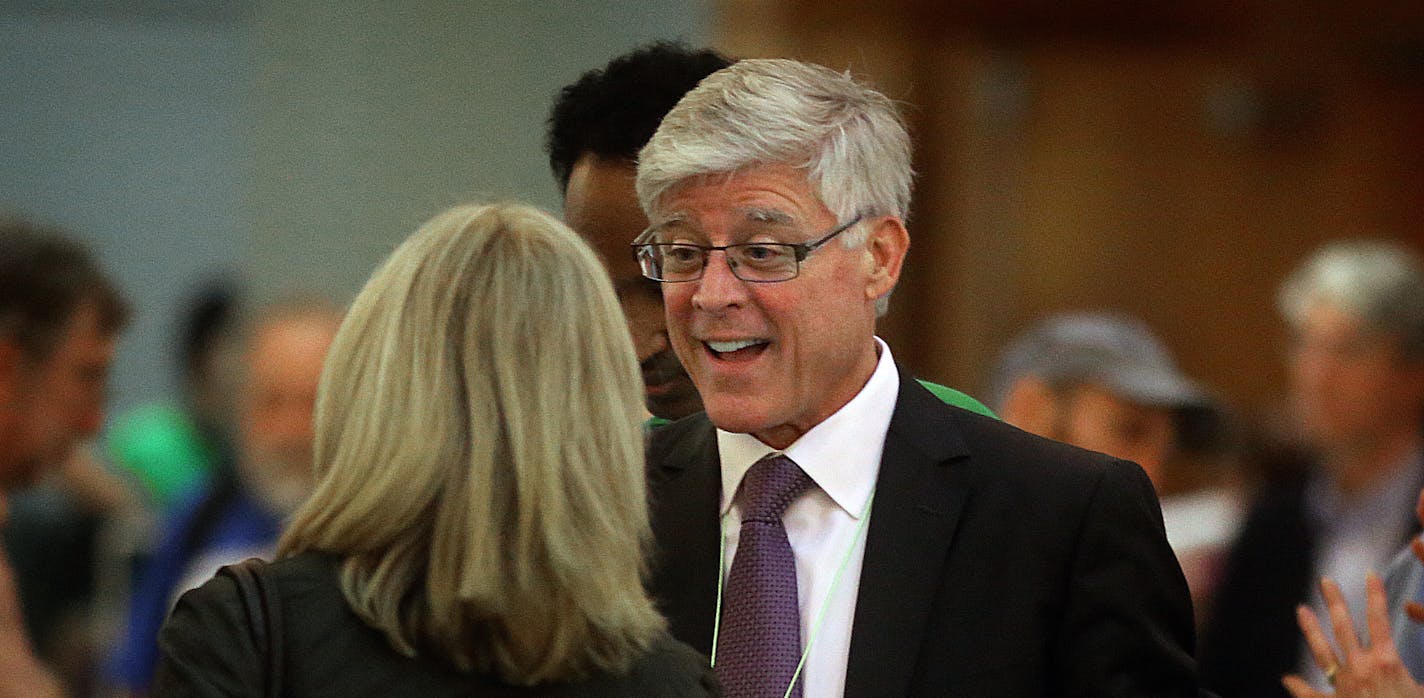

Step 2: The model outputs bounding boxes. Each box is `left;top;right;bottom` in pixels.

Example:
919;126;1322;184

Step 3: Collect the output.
277;203;663;684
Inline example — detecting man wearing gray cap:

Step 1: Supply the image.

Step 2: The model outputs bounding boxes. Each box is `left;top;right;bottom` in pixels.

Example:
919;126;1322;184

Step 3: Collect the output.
989;313;1238;618
989;312;1221;489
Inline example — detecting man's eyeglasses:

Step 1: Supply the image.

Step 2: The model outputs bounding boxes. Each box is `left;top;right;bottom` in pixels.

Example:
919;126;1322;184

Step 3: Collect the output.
631;215;863;283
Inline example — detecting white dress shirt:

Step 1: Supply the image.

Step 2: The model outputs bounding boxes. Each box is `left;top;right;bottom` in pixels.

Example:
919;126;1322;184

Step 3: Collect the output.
716;337;899;697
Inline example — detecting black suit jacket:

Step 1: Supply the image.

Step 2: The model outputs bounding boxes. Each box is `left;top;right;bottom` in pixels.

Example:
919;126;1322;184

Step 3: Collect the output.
647;367;1203;697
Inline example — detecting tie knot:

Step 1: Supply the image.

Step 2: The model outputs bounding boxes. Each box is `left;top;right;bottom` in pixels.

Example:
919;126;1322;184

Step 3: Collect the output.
738;454;813;522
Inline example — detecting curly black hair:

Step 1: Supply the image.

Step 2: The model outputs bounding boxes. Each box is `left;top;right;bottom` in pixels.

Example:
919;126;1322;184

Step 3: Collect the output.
546;41;732;193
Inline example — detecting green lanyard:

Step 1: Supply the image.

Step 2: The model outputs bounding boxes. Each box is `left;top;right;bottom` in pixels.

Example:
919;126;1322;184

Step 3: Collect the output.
710;486;877;698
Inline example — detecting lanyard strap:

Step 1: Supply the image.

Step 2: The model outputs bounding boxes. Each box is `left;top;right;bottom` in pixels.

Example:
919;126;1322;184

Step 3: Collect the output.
710;486;876;698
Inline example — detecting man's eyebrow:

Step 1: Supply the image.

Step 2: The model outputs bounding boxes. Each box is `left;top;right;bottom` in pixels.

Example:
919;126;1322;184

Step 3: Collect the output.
739;207;794;225
647;212;688;229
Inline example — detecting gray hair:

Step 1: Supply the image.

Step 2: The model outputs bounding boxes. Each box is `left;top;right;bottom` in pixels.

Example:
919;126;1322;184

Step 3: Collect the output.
636;58;911;232
1278;239;1424;361
635;58;912;316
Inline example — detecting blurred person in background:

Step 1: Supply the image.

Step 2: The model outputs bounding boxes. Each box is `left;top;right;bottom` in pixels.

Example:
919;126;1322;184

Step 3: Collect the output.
106;283;240;513
153;203;716;696
988;312;1239;621
106;296;341;695
547;41;732;425
1202;240;1424;697
0;217;129;697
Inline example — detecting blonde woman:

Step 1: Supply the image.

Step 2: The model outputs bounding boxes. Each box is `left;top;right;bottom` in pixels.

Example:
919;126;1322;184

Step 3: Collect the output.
151;204;717;696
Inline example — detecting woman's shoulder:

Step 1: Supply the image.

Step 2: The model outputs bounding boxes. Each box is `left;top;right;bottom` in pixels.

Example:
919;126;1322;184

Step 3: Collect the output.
151;551;365;695
263;550;342;592
589;632;718;697
176;551;342;618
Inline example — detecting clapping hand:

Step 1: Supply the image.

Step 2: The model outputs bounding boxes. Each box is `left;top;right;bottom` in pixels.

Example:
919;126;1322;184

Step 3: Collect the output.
1283;574;1424;698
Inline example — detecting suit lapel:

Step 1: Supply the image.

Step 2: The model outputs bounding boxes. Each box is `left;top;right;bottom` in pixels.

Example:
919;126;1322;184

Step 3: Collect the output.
647;416;724;656
844;368;972;696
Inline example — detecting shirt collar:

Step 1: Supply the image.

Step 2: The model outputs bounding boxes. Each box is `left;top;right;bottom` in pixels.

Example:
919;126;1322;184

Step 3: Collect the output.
717;337;900;519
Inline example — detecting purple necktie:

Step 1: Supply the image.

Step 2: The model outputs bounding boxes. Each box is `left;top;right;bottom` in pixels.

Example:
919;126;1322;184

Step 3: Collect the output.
717;454;814;698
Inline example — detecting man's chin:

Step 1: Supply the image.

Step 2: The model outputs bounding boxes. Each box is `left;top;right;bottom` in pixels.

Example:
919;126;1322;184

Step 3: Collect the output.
700;401;772;436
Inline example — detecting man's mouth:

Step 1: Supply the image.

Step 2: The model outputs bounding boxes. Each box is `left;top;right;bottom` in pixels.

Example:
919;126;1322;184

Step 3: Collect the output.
704;338;770;361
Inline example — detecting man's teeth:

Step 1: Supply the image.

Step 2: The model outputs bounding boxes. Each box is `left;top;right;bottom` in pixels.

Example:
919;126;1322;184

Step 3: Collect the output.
708;339;764;353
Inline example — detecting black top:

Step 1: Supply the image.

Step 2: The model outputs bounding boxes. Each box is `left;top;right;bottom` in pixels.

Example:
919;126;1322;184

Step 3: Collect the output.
153;551;718;697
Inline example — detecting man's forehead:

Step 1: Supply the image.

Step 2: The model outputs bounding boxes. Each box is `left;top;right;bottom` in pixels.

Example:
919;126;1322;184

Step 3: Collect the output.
49;302;116;359
654;163;826;219
564;156;652;270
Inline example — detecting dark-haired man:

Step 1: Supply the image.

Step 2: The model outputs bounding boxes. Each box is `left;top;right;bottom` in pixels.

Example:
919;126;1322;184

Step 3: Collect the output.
0;217;129;697
547;42;732;423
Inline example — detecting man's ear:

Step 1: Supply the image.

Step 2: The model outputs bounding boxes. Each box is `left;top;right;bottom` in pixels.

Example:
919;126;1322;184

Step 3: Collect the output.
862;216;910;302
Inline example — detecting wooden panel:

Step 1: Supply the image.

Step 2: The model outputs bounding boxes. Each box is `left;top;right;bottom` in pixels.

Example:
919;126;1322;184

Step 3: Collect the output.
712;0;1424;412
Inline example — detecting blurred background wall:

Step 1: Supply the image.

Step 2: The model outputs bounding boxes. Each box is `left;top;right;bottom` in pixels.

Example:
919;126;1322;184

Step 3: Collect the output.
1;1;252;425
714;0;1424;415
0;0;709;418
2;0;1420;425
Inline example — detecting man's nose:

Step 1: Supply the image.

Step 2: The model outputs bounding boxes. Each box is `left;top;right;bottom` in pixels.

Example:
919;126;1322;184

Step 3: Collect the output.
691;251;749;312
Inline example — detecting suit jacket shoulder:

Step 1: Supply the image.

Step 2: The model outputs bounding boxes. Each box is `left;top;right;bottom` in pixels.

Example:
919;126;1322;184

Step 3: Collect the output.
846;372;1199;696
647;370;1201;696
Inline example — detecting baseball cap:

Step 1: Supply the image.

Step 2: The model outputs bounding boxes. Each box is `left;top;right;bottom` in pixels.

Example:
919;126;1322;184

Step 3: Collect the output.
990;313;1213;412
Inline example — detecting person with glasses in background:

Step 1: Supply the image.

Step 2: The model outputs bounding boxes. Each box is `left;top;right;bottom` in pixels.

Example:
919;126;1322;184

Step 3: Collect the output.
636;58;1203;697
1202;240;1424;698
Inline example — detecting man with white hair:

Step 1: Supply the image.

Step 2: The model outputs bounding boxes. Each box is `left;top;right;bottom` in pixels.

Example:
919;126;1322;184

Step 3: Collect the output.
638;58;1201;696
107;297;342;695
1202;240;1424;697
